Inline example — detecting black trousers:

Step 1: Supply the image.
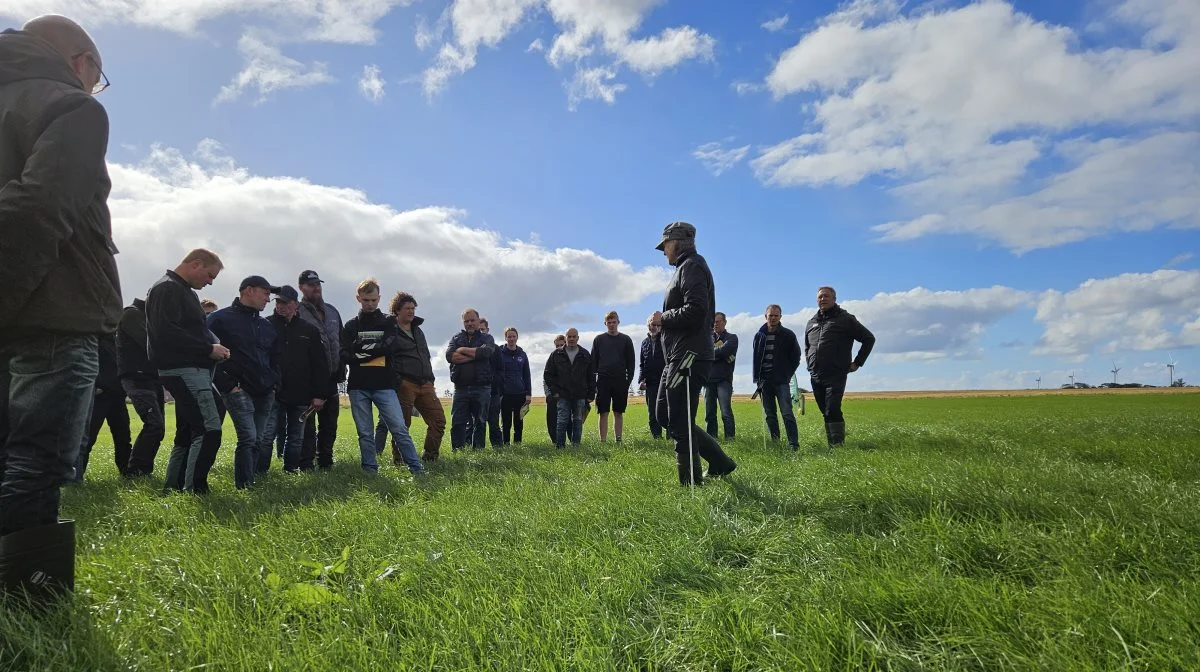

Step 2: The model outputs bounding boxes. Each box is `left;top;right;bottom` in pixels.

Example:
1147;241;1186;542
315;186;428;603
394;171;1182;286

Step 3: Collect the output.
500;393;526;444
79;385;132;478
301;392;340;469
811;374;848;423
545;394;558;442
655;360;735;478
645;378;663;438
122;379;165;476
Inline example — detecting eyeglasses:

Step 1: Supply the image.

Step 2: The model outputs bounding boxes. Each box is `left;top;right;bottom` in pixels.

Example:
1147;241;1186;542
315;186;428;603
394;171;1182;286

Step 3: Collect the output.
73;52;110;95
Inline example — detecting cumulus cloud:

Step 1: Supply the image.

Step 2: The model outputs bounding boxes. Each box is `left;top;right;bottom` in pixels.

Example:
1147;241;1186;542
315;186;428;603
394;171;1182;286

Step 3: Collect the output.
692;141;750;176
753;0;1200;251
214;33;335;104
108;141;671;366
358;64;386;103
761;15;788;32
421;0;716;106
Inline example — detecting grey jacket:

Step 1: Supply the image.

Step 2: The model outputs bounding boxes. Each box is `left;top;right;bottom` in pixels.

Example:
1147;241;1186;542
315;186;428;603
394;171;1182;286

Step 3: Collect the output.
299;299;346;384
0;29;121;337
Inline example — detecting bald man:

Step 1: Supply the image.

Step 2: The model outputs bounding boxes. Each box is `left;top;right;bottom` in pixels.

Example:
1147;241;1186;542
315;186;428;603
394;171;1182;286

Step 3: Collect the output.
0;15;119;598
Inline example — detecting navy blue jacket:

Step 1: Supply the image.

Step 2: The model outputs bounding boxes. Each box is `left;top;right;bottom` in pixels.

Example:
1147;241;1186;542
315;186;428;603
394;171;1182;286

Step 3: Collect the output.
445;330;497;388
638;333;665;386
497;345;532;396
207;298;281;396
752;324;801;387
710;330;738;383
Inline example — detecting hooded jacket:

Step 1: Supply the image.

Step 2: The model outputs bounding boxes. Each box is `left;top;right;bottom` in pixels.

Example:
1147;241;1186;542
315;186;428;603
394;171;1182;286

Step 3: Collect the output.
659;247;716;364
208;298;281;396
805;304;876;378
117;298;156;382
0;29;121;337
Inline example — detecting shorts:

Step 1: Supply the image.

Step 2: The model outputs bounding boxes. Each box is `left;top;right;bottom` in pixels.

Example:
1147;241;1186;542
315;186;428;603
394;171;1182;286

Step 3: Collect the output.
595;376;629;413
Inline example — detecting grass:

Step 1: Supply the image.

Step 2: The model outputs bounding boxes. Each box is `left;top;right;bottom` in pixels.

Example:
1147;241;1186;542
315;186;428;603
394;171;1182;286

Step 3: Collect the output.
2;392;1199;670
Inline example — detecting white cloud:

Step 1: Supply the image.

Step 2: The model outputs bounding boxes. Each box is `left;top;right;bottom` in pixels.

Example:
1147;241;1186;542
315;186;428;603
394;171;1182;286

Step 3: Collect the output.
1;0;416;44
214;33;334;104
754;0;1200;251
761;15;788;32
1033;270;1200;358
565;66;627;110
415;13;447;50
108;141;671;362
1165;252;1194;268
692;141;750;176
527;38;545;52
421;0;715;105
358;64;386;103
731;80;763;96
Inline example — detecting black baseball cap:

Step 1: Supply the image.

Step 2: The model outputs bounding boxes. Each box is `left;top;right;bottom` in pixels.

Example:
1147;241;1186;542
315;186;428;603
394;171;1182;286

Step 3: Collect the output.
655;221;697;250
274;285;300;302
298;270;323;285
239;275;282;293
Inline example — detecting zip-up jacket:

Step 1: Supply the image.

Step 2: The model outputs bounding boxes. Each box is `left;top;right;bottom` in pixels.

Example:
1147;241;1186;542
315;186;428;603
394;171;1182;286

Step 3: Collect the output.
659;248;716;364
268;313;331;405
497;345;532;396
117;298;156;382
638;334;665;386
445;330;497;388
146;270;214;370
710;330;738;383
752;324;801;386
591;332;636;385
299;299;346;385
805;305;876;378
544;346;595;401
342;309;400;391
208;298;281;396
0;29;122;338
95;333;121;393
392;316;436;385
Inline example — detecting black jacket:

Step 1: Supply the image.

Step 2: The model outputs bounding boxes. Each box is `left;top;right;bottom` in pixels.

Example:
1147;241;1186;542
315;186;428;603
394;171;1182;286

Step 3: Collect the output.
392;316;436;385
268;314;331;404
753;324;802;386
208;299;281;396
299;299;346;384
544;347;595;401
146;270;215;370
805;305;876;378
0;29;121;337
591;332;636;384
710;330;739;383
95;333;120;393
638;334;665;386
342;309;401;391
660;248;716;364
117;298;156;382
445;330;497;388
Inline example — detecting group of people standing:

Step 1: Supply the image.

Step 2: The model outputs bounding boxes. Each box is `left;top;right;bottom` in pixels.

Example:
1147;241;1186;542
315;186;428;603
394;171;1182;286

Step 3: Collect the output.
0;13;877;601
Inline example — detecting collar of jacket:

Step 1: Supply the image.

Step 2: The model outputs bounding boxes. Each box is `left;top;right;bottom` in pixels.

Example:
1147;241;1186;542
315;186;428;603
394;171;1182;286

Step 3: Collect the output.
230;298;260;315
132;298;146;310
670;247;696;267
398;315;424;330
817;305;842;320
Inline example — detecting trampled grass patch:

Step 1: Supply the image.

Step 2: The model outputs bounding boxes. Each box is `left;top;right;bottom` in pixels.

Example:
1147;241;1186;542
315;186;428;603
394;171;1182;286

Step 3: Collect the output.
2;392;1199;670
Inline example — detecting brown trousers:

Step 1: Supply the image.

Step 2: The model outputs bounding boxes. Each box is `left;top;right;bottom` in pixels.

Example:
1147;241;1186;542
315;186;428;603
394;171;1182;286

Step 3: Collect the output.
392;379;447;461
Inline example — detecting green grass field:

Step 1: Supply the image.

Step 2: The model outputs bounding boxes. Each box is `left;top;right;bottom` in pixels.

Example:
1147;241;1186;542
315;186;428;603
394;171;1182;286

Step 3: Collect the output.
3;392;1199;670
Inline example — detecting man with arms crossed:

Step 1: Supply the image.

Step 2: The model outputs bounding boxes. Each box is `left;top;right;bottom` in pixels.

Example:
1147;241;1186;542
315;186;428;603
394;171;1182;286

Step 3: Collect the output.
752;304;802;451
446;309;498;451
297;270;344;471
591;312;635;443
148;249;229;494
805;286;875;446
0;13;121;597
705;312;738;441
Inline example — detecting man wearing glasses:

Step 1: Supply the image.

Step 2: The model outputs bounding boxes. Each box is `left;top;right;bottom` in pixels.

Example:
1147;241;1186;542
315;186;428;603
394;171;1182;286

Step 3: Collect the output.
0;14;118;599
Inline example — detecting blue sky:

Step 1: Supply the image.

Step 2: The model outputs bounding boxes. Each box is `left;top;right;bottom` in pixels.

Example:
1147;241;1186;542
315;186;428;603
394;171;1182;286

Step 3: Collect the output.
5;0;1197;392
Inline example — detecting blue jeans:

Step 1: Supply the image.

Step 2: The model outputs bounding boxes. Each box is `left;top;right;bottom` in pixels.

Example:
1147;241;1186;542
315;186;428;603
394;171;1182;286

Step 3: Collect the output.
450;386;491;450
704;379;735;439
270;403;308;472
224;390;275;488
555;398;586;447
759;381;799;447
349;389;424;473
0;334;98;536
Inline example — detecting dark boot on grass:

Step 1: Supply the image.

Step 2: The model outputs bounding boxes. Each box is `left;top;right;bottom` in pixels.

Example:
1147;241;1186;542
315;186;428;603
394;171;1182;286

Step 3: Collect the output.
0;520;75;601
827;422;845;446
676;451;703;487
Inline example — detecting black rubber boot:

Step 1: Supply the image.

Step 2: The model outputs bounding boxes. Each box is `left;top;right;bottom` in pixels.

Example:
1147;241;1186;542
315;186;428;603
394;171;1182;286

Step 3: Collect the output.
676;452;703;487
828;422;845;446
0;519;75;600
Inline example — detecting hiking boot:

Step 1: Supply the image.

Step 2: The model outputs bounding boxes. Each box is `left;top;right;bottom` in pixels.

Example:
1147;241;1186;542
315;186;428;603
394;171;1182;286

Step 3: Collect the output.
0;520;75;601
828;422;845;446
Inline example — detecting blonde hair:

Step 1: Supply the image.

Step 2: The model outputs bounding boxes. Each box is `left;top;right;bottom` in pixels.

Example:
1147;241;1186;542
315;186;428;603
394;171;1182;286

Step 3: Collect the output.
181;248;223;269
356;278;380;295
604;310;619;322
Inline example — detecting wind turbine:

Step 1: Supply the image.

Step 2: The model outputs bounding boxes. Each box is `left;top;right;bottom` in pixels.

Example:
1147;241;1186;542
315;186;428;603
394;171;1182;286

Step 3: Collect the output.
1068;371;1075;387
1168;352;1176;387
1035;376;1041;389
1111;361;1121;385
